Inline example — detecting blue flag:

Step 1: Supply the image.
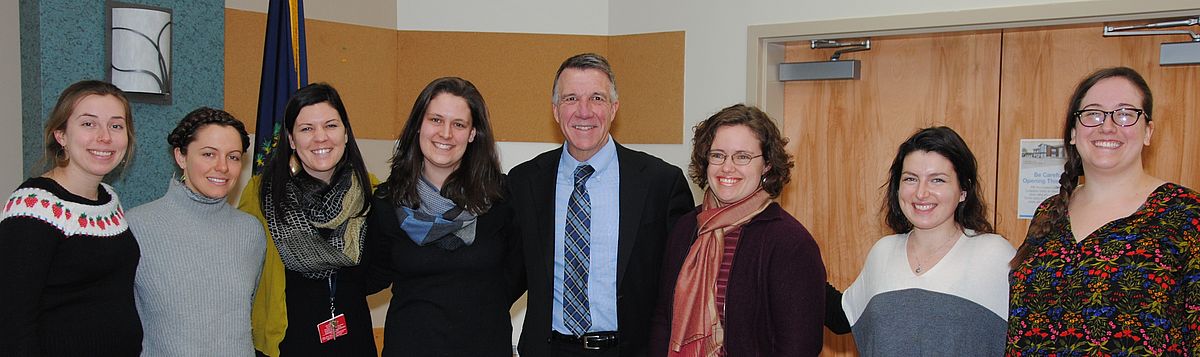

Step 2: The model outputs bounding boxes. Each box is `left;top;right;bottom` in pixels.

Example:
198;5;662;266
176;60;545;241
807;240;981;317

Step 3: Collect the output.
253;0;308;173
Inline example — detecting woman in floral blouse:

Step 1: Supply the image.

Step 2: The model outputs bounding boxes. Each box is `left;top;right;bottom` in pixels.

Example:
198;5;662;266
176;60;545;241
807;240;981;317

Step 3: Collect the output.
1008;67;1200;355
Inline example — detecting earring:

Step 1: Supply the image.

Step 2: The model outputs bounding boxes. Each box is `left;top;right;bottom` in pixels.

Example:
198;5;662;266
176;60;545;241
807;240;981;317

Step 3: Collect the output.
289;154;301;176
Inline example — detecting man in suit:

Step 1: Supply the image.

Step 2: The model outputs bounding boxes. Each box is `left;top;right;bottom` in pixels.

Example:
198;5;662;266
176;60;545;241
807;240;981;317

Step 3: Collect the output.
508;53;695;356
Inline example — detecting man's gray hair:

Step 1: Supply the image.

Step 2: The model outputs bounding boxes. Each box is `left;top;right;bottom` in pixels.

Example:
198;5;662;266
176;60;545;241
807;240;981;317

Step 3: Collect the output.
551;53;618;105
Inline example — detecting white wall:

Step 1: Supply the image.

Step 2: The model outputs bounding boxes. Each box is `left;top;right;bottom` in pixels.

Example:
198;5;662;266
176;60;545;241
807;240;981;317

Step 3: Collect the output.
396;0;608;34
2;0;22;194
226;0;398;29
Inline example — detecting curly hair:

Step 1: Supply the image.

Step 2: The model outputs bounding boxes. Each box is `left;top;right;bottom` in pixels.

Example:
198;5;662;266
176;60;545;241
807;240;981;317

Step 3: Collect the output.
1012;67;1152;268
167;107;249;154
881;126;993;235
688;104;792;198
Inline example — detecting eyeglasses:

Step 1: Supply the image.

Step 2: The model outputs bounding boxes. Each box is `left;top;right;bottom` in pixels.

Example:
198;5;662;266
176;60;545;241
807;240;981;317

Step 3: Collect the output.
707;151;762;166
1073;108;1146;127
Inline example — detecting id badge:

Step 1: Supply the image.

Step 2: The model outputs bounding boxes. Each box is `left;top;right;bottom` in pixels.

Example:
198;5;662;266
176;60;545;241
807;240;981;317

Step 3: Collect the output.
317;313;349;343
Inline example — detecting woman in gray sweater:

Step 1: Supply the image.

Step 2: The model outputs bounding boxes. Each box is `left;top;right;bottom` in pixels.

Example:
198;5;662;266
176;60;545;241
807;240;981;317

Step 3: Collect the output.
128;107;266;356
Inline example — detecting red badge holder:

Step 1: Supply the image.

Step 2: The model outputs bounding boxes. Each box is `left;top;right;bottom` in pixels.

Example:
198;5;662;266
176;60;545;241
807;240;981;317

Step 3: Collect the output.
318;312;348;343
318;275;349;343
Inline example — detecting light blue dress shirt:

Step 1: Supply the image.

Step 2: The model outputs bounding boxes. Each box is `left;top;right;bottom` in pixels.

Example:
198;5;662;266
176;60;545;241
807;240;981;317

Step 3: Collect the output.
552;137;620;334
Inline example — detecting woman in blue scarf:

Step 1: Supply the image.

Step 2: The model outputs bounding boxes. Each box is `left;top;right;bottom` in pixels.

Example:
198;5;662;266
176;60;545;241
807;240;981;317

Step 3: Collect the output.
367;77;517;356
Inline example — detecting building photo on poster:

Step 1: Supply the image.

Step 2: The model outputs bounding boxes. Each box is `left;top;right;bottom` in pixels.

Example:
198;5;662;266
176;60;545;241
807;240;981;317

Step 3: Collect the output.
1018;139;1066;219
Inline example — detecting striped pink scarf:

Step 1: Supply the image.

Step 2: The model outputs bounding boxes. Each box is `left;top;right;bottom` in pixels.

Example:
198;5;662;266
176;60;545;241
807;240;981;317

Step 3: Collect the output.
669;188;770;357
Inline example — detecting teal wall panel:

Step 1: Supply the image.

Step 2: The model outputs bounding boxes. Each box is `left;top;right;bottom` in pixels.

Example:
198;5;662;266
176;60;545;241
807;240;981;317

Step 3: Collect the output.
20;0;224;208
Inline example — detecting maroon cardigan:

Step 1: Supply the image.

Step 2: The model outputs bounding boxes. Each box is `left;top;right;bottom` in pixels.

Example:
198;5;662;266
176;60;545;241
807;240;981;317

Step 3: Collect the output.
649;202;826;356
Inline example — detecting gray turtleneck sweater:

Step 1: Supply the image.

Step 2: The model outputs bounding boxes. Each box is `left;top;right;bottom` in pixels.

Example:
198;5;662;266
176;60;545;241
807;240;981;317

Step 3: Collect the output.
129;180;266;357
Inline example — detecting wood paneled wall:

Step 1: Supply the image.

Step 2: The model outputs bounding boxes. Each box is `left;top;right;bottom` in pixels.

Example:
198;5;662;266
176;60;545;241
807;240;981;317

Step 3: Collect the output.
225;9;401;139
782;22;1198;357
224;9;685;144
997;23;1200;246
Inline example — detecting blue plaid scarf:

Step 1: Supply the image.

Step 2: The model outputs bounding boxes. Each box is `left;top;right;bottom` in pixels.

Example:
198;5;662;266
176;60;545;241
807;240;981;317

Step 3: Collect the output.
396;176;480;250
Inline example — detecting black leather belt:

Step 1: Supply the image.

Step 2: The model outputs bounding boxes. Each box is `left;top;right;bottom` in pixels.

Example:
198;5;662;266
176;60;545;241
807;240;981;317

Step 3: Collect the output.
550;331;620;350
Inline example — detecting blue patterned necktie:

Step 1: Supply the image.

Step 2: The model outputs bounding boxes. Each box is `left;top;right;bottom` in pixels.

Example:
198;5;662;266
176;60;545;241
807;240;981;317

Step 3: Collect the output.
564;164;595;336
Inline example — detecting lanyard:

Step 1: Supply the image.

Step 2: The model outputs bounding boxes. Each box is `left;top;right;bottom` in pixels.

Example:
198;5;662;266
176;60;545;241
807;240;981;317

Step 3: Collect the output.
327;272;338;316
318;271;347;343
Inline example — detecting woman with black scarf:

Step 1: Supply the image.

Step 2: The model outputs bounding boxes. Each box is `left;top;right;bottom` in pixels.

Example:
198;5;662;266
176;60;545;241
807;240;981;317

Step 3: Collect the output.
239;83;378;356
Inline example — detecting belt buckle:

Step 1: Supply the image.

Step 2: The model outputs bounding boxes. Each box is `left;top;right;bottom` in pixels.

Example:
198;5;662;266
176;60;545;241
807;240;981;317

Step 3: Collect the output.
582;334;603;350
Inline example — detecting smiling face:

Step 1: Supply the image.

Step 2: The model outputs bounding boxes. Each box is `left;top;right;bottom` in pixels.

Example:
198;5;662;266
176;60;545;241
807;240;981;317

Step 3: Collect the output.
53;94;130;181
706;124;767;204
288;102;347;183
553;68;619;162
174;125;244;199
898;150;965;234
1071;76;1152;176
419;93;476;182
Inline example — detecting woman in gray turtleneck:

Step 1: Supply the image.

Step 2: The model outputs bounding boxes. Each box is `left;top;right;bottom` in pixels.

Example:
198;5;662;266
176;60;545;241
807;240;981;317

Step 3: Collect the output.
128;107;265;356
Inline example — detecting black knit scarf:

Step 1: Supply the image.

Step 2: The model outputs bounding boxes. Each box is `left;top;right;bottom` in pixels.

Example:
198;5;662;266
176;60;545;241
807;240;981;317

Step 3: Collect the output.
262;168;367;279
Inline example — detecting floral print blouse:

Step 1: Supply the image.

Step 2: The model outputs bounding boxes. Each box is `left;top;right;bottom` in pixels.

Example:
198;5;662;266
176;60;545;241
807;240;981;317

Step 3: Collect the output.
1008;183;1200;356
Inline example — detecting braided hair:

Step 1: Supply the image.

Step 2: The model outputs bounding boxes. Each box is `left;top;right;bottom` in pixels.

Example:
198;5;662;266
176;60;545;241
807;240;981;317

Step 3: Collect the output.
1010;67;1153;268
168;107;249;154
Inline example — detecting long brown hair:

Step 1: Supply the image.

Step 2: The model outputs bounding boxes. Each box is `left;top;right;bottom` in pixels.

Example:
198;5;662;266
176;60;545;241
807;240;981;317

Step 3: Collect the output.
1010;67;1153;268
374;77;503;214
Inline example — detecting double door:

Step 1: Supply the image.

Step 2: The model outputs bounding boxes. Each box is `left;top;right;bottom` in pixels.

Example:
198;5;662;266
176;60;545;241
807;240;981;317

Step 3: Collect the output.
779;22;1199;356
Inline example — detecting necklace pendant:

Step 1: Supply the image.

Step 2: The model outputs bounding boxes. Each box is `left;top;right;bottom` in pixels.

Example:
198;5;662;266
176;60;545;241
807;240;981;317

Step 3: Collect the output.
915;265;923;274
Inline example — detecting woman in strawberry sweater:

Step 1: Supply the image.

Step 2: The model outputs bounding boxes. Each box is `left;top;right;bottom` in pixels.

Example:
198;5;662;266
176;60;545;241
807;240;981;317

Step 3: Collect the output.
0;80;142;356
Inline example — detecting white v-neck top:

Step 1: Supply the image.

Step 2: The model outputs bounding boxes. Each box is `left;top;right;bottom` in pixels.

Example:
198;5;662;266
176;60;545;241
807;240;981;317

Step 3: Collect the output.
842;230;1015;356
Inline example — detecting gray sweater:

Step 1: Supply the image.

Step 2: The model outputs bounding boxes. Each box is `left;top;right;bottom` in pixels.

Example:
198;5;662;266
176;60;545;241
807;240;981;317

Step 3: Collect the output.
129;179;265;357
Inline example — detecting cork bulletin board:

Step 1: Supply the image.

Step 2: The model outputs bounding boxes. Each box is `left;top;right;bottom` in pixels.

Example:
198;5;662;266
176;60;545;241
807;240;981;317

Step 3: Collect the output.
225;8;684;144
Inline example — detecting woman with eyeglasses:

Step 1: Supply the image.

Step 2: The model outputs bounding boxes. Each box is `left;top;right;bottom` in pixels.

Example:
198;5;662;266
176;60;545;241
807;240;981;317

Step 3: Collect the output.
1007;67;1200;355
842;126;1014;356
649;104;826;356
